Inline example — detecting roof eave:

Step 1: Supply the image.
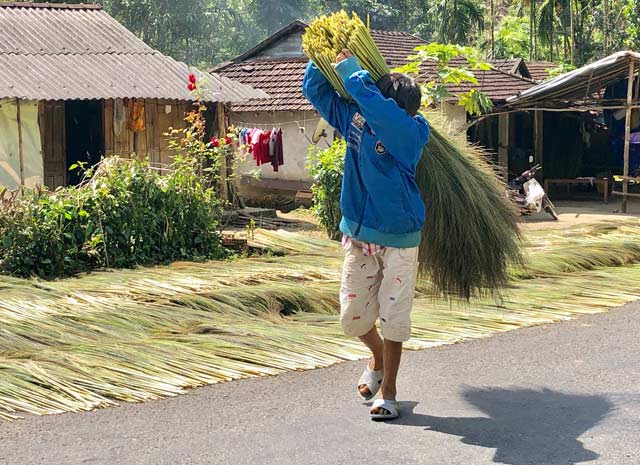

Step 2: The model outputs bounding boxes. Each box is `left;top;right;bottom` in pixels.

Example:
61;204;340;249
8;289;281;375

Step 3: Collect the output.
230;20;308;63
507;51;640;107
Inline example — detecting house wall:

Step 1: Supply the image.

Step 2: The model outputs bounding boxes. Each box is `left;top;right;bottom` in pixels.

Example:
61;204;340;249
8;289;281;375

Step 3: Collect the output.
229;110;326;186
442;103;468;133
35;98;190;189
0;98;43;190
254;32;303;59
103;98;189;167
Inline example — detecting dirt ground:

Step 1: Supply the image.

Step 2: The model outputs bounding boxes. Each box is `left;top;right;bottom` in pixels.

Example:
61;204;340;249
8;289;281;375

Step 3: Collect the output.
278;199;640;237
520;198;640;231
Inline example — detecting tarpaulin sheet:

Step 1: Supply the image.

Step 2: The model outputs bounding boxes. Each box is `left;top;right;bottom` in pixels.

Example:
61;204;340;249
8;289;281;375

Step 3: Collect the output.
0;98;42;189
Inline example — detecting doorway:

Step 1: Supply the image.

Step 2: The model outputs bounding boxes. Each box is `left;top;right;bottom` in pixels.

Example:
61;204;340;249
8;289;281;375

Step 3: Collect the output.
65;100;104;186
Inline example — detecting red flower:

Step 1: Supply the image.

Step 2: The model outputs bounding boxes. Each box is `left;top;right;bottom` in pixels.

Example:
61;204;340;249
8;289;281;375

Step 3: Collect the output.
225;137;232;145
188;73;197;84
210;137;220;147
187;82;197;91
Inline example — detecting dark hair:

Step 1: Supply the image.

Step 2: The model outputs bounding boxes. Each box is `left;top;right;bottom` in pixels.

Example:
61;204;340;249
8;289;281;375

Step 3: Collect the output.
376;73;422;116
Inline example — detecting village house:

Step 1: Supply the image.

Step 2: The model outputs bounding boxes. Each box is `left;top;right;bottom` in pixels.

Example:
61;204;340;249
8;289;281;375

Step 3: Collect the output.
214;20;536;200
502;51;640;211
0;2;266;191
492;58;558;82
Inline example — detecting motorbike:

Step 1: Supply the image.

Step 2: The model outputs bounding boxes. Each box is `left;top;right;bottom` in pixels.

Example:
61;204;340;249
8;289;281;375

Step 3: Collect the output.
507;164;559;220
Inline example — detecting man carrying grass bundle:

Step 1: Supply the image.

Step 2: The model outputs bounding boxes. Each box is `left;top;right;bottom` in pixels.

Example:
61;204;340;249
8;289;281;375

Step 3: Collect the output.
303;49;429;421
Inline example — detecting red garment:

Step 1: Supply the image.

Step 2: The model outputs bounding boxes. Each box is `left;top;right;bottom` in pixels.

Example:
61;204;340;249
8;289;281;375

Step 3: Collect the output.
255;131;272;166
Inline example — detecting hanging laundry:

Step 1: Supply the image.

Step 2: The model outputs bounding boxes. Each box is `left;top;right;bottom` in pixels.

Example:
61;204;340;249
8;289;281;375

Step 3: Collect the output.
127;99;145;132
235;125;285;171
275;128;284;169
258;130;272;166
113;98;125;136
250;129;263;162
269;128;278;171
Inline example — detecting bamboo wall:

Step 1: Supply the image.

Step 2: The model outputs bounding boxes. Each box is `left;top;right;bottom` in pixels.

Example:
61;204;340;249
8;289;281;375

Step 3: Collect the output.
103;99;190;167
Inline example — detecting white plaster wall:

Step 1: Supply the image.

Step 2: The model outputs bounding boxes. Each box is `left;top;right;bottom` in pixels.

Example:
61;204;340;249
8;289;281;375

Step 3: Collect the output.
230;110;333;183
442;102;468;134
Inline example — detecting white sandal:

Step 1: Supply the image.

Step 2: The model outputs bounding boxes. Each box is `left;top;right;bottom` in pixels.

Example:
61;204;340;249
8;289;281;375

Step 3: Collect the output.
370;399;399;421
357;362;384;401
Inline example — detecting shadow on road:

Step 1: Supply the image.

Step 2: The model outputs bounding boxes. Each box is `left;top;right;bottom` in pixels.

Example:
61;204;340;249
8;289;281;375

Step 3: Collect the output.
393;387;613;465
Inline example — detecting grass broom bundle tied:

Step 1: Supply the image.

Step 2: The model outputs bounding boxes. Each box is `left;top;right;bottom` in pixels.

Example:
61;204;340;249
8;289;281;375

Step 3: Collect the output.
302;11;522;299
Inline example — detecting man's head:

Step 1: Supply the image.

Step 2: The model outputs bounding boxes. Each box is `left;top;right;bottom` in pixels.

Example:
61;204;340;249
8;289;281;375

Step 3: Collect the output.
376;73;422;117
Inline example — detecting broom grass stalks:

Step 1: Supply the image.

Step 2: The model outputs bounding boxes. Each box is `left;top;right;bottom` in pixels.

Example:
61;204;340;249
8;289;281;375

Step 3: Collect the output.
2;223;640;420
302;11;521;299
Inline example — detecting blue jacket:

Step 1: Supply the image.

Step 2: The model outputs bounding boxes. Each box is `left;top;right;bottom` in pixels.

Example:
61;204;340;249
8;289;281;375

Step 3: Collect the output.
302;58;430;247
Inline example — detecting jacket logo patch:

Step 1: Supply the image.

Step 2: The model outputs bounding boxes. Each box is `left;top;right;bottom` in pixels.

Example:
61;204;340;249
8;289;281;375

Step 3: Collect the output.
375;140;387;155
352;112;365;130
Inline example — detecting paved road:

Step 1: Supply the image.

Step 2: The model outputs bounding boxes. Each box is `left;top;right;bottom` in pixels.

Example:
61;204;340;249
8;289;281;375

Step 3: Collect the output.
2;303;639;465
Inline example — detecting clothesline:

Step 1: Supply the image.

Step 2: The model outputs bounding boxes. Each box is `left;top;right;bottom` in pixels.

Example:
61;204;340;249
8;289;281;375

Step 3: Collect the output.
231;118;323;130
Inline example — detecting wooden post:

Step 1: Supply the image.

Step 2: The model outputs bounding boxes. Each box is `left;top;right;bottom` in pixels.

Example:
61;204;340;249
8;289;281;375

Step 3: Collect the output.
534;110;544;164
621;62;635;213
16;98;25;188
498;113;510;180
216;102;229;204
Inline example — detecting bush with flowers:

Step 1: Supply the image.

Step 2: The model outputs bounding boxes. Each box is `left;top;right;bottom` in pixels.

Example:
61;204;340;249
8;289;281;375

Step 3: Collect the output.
0;73;234;278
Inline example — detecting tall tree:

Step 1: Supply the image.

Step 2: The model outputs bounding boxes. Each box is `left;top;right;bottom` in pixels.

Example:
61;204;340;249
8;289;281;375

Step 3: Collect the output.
430;0;485;44
624;0;640;50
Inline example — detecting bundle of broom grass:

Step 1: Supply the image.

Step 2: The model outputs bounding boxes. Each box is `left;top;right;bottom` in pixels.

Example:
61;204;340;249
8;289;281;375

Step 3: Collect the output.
302;11;522;299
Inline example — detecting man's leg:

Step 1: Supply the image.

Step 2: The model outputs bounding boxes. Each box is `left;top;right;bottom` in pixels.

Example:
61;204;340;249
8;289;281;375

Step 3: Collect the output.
340;239;383;397
381;339;402;399
357;326;384;397
372;246;419;414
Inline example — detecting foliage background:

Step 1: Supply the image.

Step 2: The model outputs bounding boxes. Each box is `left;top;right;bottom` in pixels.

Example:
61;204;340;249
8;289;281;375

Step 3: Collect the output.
8;0;636;68
0;157;226;278
307;139;345;241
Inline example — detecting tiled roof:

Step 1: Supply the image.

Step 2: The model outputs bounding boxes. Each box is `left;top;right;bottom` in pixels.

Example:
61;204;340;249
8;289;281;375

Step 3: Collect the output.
0;2;267;102
216;58;311;111
217;29;536;112
419;57;536;102
527;61;557;82
369;30;426;68
492;58;523;74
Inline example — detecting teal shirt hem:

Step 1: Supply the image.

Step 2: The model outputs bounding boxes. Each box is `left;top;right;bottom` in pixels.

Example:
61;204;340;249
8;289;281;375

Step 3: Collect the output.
339;217;421;248
334;56;362;83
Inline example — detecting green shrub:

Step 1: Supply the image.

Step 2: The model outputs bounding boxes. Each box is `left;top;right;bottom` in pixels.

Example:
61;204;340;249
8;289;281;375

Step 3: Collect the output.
307;139;345;241
0;156;225;278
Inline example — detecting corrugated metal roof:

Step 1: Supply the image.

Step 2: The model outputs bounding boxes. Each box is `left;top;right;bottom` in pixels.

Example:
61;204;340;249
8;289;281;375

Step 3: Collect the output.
0;2;268;102
507;51;640;108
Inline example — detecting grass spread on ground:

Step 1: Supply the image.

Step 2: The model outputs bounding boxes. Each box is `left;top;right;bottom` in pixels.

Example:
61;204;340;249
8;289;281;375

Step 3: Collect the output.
1;221;640;420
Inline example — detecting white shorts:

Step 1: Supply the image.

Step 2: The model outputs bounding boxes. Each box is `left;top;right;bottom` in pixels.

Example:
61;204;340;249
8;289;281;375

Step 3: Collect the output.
339;237;419;343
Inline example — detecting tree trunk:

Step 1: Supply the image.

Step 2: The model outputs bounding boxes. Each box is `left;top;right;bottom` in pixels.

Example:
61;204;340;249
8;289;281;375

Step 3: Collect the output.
550;20;555;62
530;0;534;61
603;0;609;54
490;0;495;58
531;0;538;60
569;0;575;65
